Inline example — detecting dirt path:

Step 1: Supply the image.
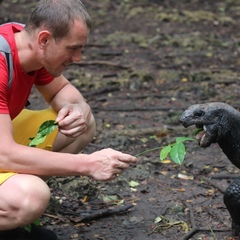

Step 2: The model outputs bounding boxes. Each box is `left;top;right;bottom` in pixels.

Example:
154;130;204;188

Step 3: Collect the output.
2;0;240;239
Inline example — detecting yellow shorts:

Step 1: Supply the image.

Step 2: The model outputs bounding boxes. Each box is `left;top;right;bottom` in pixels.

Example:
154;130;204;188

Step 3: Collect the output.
0;108;58;184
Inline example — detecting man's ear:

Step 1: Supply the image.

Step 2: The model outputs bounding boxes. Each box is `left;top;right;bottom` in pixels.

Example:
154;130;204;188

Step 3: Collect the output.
38;31;51;49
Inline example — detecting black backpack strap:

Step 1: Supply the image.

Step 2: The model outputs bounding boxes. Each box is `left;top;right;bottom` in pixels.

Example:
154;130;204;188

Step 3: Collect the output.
0;35;13;90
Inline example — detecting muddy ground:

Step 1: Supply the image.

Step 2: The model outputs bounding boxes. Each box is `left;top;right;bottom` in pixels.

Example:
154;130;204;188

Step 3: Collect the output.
2;0;240;239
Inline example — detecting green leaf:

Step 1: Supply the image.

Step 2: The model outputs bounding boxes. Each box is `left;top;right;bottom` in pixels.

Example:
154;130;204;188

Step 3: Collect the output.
33;219;41;227
28;135;47;147
193;127;203;136
37;120;57;136
129;180;140;187
28;120;57;147
23;224;32;232
23;219;41;232
169;142;186;165
154;216;163;224
160;145;171;160
102;195;119;203
175;137;195;143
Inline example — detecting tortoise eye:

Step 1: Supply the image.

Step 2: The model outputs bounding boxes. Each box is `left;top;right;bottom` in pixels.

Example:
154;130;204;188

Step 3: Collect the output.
194;110;204;118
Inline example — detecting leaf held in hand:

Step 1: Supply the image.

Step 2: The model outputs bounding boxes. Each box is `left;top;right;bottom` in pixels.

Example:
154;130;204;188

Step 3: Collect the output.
38;120;58;136
28;135;47;147
28;120;57;147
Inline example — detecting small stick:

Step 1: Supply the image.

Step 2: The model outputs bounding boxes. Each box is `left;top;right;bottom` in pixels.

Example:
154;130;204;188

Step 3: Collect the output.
79;203;134;222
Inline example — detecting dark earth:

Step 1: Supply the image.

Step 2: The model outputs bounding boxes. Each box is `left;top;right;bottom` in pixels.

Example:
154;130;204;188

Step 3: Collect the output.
2;0;240;239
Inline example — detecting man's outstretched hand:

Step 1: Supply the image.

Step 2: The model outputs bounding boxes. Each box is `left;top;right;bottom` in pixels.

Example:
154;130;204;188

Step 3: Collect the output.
88;148;138;181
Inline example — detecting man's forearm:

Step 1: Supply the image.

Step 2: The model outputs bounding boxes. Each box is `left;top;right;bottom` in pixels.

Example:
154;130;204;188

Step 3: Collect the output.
50;82;87;112
4;143;91;176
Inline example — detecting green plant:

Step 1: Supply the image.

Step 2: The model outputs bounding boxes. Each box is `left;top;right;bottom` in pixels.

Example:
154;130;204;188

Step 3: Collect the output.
136;127;203;165
24;219;41;232
136;137;196;165
159;136;196;164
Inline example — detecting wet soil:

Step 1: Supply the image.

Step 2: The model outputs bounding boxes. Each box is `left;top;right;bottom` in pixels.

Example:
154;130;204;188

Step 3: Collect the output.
2;0;240;239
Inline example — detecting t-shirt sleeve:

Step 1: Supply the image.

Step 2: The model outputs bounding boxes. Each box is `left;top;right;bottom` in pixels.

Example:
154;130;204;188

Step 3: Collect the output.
34;68;55;85
0;55;10;114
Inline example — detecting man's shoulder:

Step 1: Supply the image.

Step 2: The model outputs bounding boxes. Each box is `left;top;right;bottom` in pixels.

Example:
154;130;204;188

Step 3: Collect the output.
0;22;24;35
0;22;24;55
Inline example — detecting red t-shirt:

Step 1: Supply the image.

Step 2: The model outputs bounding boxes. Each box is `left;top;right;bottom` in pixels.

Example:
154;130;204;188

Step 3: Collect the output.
0;23;54;119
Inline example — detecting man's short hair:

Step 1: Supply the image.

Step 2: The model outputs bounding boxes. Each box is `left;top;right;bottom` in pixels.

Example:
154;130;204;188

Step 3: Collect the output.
24;0;92;40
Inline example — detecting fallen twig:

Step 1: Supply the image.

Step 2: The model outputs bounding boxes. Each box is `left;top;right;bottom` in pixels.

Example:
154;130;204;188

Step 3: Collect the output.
43;204;135;224
182;202;197;240
78;203;134;222
42;213;68;224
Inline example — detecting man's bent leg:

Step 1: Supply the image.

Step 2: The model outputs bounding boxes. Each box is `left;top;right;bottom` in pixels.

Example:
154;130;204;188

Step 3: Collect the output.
0;174;50;230
52;114;96;153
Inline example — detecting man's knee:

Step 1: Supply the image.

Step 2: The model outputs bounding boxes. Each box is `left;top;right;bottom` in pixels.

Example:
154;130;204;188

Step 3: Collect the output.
18;175;51;213
0;174;50;229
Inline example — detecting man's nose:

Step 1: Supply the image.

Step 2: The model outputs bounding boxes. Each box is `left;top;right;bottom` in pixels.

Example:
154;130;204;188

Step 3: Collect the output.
72;49;82;63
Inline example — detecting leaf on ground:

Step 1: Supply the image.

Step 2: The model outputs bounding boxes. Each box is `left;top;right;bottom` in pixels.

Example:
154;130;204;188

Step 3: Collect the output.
129;180;139;187
154;216;163;224
102;195;119;203
161;159;171;164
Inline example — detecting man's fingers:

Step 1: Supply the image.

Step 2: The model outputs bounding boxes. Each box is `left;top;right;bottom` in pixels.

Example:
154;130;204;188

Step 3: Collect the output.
118;155;138;164
56;107;69;122
116;162;129;169
59;124;87;136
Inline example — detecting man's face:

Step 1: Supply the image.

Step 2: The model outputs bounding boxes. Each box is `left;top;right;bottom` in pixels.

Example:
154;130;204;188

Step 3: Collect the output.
41;19;89;77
